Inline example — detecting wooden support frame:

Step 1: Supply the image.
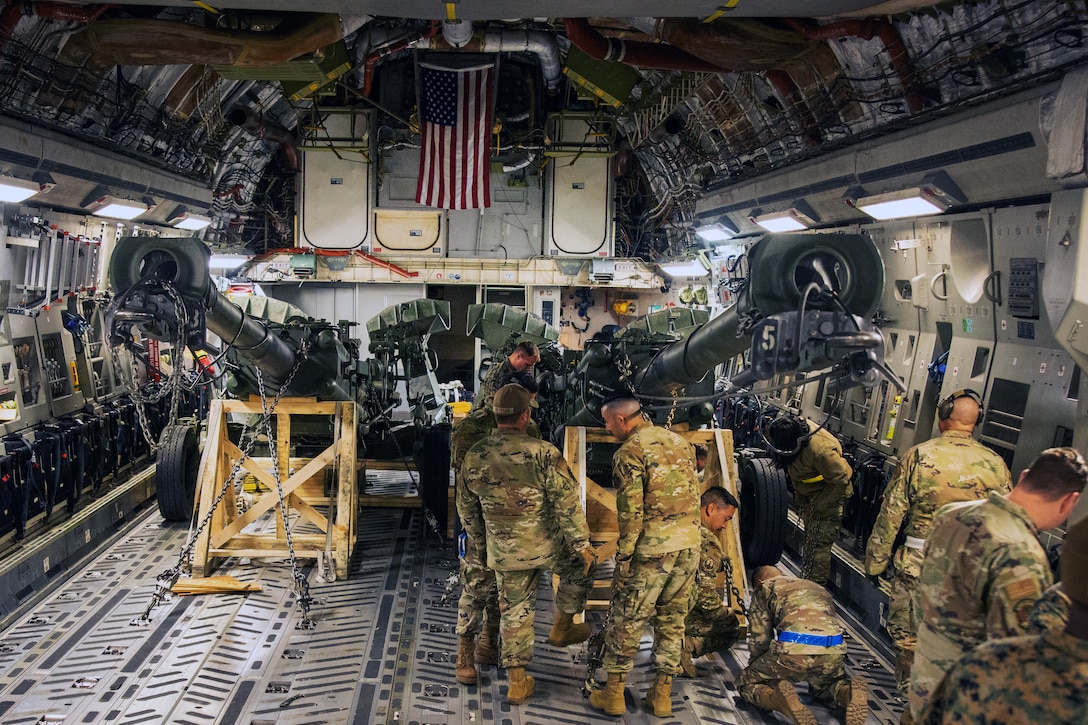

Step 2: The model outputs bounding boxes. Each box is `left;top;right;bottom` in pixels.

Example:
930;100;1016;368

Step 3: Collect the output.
190;398;357;580
563;426;747;621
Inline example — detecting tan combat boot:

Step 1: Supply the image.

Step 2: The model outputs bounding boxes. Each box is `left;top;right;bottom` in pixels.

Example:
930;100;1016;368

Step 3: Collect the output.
505;665;535;704
842;676;869;725
546;610;590;647
643;673;674;717
455;635;477;685
746;682;818;725
588;672;626;716
772;680;818;725
475;624;499;665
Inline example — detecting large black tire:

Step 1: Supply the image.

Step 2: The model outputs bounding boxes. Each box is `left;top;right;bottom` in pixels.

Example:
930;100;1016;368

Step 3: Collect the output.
738;456;789;568
156;424;200;522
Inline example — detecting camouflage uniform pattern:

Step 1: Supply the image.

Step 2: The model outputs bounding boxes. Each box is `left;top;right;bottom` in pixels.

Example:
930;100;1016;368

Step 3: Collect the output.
685;525;742;657
458;428;594;667
603;421;701;676
472;358;514;411
918;629;1088;724
739;575;852;704
451;408;539;639
864;430;1011;688
787;425;854;583
1028;583;1070;634
909;493;1052;719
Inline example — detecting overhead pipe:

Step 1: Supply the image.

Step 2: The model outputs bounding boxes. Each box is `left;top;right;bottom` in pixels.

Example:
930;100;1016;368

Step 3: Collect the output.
563;17;725;73
416;26;565;95
1;1;112;41
361;21;439;97
783;17;926;114
764;69;822;147
58;13;358;69
227;106;299;173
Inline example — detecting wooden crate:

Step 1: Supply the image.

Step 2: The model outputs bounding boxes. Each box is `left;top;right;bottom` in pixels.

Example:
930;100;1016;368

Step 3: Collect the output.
190;397;357;580
563;426;747;622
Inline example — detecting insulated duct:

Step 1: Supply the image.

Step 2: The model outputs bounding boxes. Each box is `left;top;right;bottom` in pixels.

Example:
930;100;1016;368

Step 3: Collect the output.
228;106;299;173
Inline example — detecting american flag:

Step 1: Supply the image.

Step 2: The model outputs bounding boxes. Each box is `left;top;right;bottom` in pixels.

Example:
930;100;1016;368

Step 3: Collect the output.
416;62;494;210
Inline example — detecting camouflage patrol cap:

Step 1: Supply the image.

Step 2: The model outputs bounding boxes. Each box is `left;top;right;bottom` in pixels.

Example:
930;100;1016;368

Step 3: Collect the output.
493;384;531;416
1061;511;1088;605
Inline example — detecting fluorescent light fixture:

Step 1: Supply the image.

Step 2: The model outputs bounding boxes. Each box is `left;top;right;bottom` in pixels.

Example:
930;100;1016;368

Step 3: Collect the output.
173;213;212;231
694;219;738;242
209;254;250;269
84;194;148;220
657;255;711;278
855;188;950;220
750;201;819;233
849;171;965;221
0;176;41;203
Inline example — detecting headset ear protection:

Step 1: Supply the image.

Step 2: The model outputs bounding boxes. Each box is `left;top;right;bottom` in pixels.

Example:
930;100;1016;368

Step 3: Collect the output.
763;413;815;458
937;389;983;425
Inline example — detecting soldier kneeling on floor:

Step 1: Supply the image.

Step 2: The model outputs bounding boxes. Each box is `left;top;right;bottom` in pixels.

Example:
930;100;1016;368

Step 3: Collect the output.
739;566;869;725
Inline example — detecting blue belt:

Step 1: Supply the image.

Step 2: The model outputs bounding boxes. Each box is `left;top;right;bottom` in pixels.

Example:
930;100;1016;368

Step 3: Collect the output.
777;631;843;647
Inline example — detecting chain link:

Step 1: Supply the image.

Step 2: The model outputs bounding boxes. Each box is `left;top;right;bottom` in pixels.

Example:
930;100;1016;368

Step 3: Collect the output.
723;554;749;618
137;336;314;624
110;280;189;453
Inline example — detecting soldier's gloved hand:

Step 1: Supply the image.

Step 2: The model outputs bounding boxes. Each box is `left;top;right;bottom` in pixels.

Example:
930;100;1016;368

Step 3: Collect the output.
615;554;632;580
579;547;597;576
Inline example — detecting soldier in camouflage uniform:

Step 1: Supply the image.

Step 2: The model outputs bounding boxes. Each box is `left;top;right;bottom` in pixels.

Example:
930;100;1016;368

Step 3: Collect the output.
767;415;853;584
472;340;539;411
458;384;597;705
864;390;1011;693
739;566;869;725
451;371;541;685
918;511;1088;724
589;394;701;718
681;486;742;678
909;447;1086;721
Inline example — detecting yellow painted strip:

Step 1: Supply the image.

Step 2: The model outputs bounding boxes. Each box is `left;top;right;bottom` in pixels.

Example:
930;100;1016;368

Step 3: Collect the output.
446;2;457;20
192;1;219;13
703;0;740;23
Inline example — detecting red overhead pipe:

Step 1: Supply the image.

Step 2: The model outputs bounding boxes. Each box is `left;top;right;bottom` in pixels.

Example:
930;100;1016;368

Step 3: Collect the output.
228;106;299;173
783;17;926;114
563;17;726;73
361;21;439;97
764;69;821;147
1;2;113;40
253;247;419;278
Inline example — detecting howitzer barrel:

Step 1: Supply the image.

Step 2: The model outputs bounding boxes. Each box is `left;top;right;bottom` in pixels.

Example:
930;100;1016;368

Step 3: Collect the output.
108;236;349;399
637;234;884;395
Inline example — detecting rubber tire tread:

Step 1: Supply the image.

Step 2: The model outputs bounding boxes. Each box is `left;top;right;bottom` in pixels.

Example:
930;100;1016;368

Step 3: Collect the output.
739;457;789;568
156;424;200;522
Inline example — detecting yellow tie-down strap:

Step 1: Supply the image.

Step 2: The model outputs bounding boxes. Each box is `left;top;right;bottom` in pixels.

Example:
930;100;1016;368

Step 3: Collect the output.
800;474;825;484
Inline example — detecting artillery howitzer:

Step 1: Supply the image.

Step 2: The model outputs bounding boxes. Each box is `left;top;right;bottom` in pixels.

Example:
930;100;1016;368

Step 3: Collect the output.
105;235;450;524
554;233;901;568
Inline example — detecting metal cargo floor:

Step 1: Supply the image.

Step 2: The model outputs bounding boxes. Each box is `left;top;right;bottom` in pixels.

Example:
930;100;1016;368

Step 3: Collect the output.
0;504;905;724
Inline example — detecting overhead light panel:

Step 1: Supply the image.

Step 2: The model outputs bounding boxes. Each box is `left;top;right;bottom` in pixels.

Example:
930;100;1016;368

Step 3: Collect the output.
209;254;250;270
750;201;819;233
0;176;41;203
694;219;738;242
850;171;965;221
83;191;149;220
657;255;711;278
173;213;212;231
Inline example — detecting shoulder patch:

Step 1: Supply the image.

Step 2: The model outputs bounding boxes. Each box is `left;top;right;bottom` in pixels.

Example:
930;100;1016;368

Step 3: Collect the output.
1002;578;1041;602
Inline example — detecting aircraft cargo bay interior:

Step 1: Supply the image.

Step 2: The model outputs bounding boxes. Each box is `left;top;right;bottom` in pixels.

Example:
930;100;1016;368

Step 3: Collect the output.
0;1;1087;723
